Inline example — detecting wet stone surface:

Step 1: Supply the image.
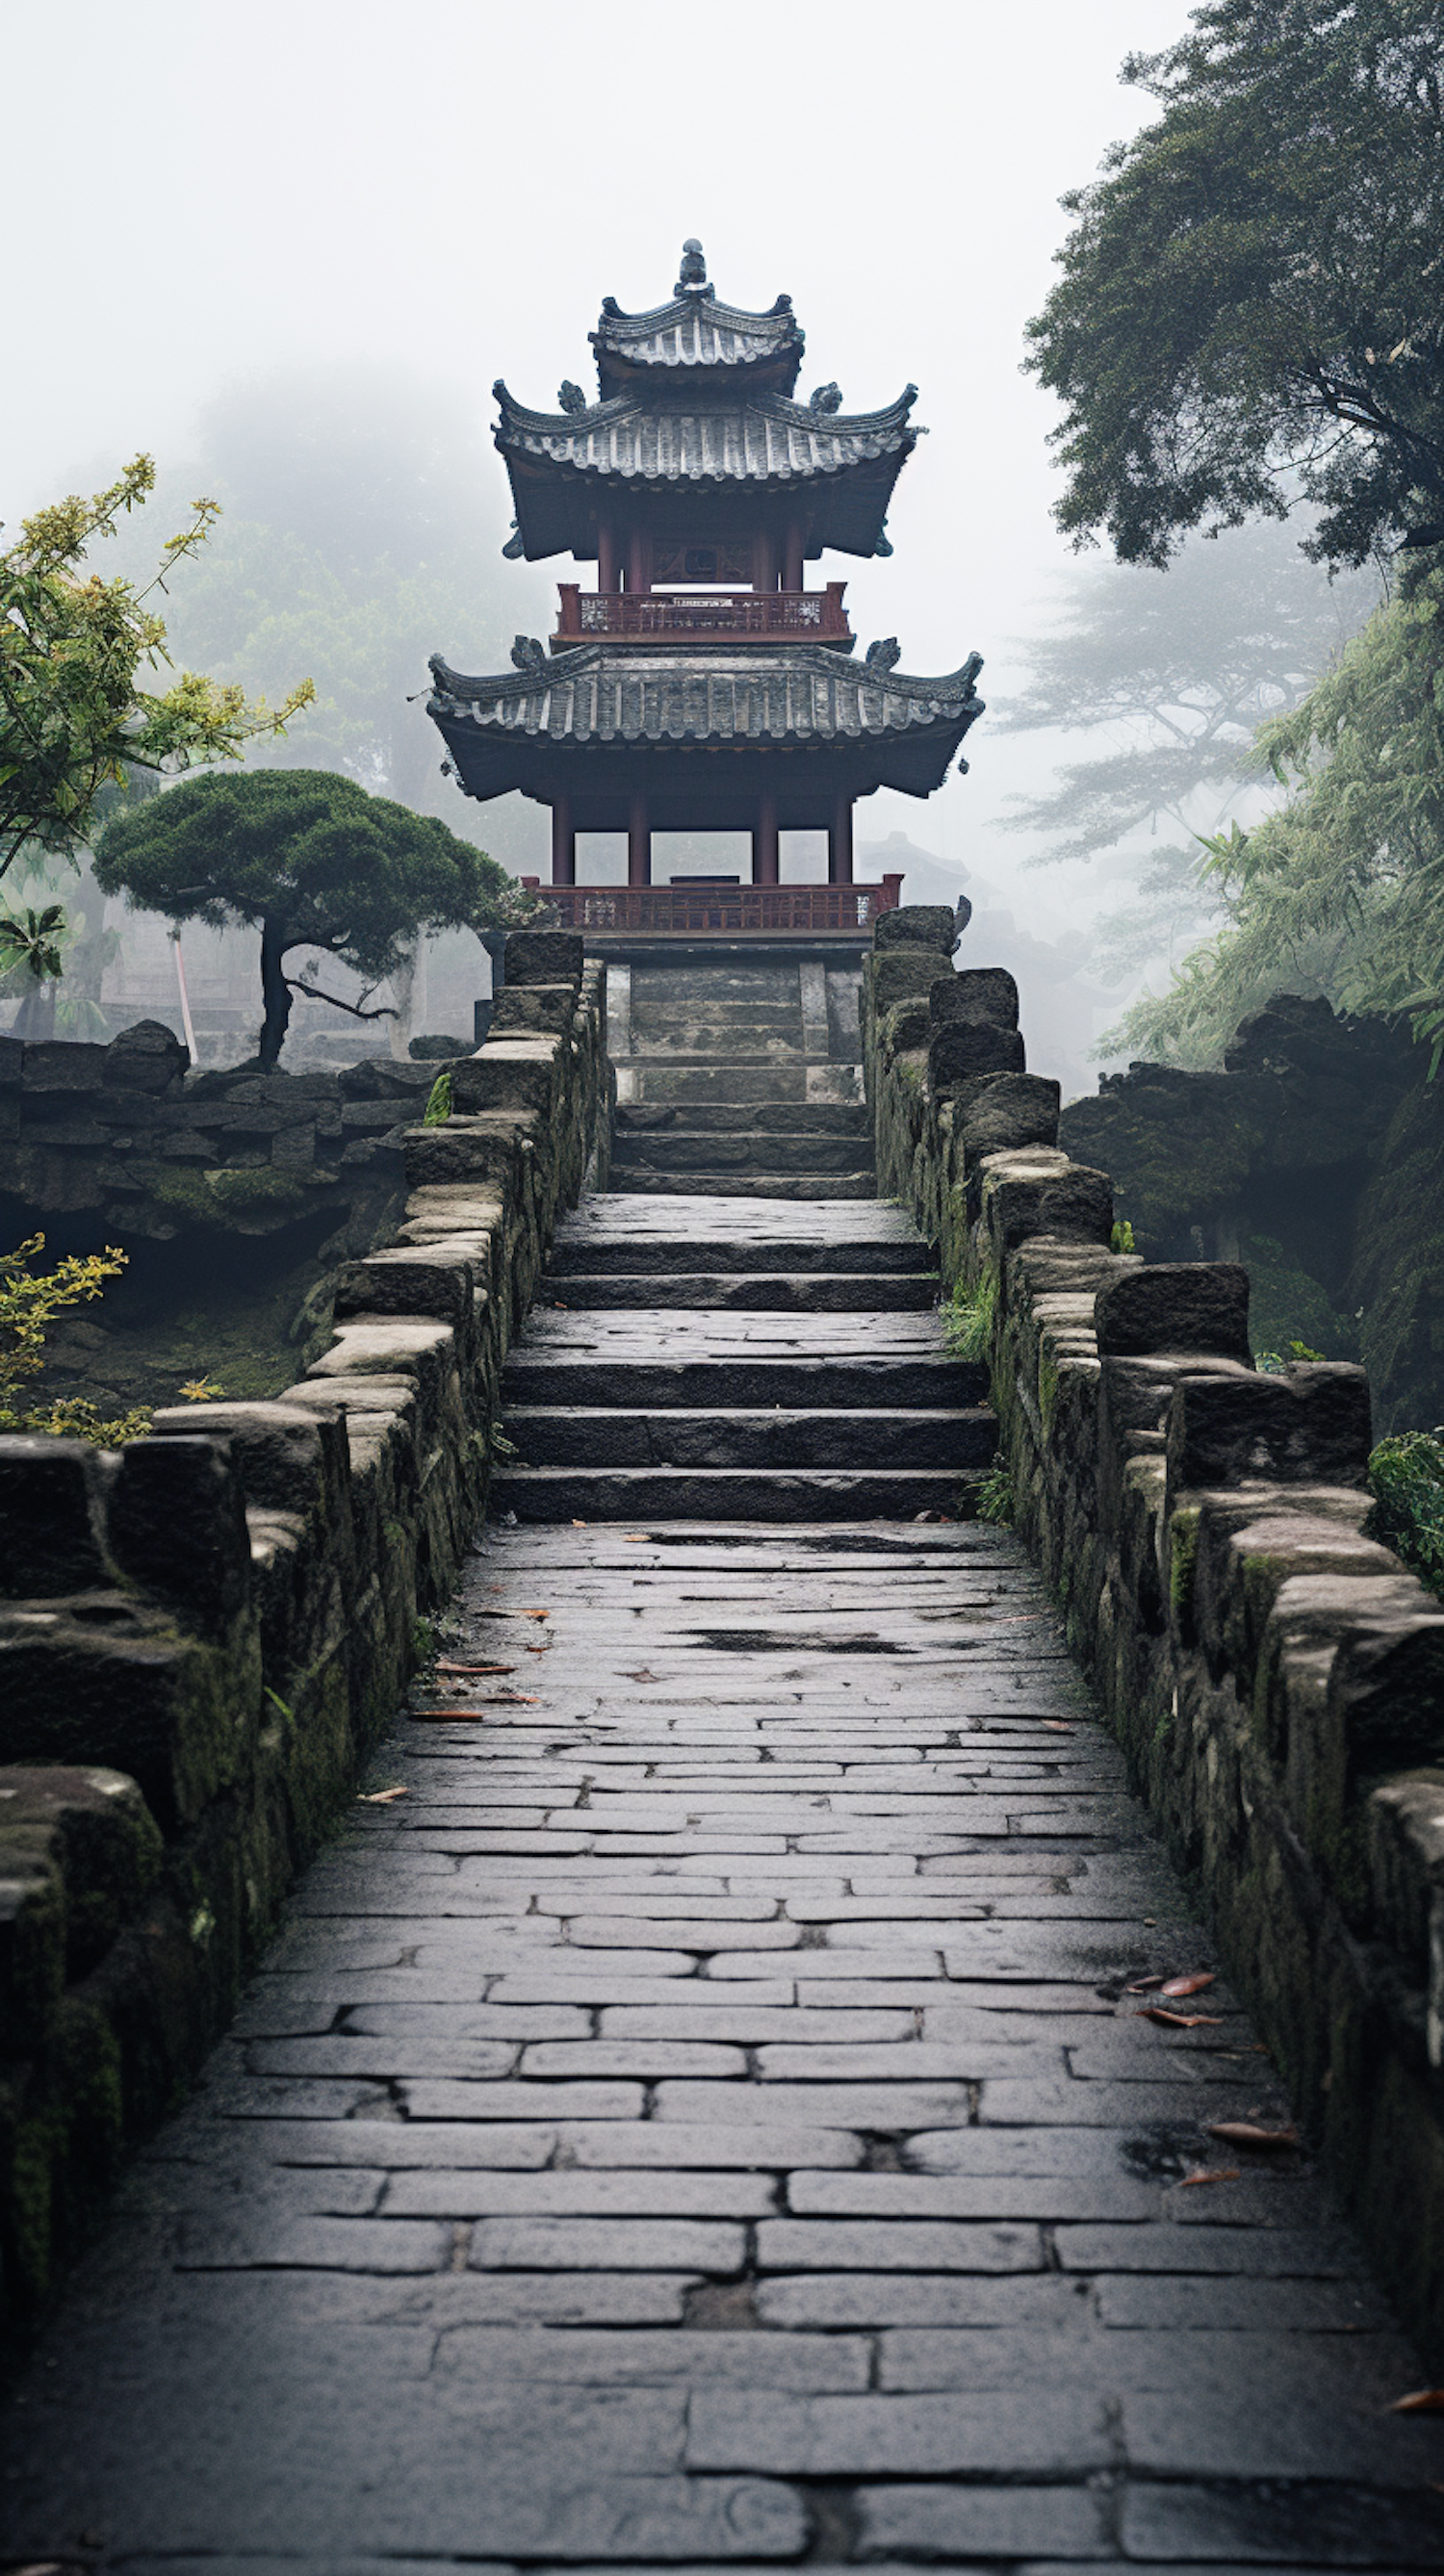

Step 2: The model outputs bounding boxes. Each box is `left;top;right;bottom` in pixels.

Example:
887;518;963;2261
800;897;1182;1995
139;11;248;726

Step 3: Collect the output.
4;1201;1444;2567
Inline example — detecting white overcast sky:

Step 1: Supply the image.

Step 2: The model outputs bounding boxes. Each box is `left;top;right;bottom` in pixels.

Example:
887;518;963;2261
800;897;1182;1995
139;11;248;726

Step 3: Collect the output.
7;0;1196;892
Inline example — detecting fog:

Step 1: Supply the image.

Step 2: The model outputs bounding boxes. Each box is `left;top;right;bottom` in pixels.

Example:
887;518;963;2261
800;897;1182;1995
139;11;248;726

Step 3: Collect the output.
9;0;1338;1089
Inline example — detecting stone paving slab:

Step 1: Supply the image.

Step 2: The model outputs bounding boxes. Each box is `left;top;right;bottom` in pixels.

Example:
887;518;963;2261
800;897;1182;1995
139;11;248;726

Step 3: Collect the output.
6;1504;1444;2566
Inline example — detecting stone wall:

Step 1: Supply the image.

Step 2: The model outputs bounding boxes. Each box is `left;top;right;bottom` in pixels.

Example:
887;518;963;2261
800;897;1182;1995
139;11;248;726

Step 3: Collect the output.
0;937;608;2339
865;908;1444;2363
1059;995;1444;1432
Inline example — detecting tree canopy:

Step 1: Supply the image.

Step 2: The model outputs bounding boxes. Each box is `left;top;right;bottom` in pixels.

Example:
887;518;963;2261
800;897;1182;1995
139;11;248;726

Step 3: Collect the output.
1103;558;1444;1065
95;767;537;1069
0;456;312;882
1025;0;1444;568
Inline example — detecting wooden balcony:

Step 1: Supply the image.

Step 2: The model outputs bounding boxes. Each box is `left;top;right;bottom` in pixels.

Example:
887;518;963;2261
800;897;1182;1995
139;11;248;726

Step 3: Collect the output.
553;582;852;650
519;880;903;938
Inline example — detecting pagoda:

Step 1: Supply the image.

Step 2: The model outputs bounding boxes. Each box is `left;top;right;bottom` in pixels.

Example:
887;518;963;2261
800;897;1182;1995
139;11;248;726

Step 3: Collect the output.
428;240;984;940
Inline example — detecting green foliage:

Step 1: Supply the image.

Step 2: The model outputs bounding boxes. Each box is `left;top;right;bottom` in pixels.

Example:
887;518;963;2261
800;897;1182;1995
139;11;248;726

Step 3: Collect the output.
1025;1;1444;569
1110;1219;1137;1255
423;1070;452;1125
941;1274;996;1361
0;454;312;884
1368;1430;1444;1599
974;1461;1014;1526
95;767;537;1069
0;1234;151;1444
1243;1230;1354;1364
1257;1340;1328;1375
1104;564;1444;1067
0;901;67;987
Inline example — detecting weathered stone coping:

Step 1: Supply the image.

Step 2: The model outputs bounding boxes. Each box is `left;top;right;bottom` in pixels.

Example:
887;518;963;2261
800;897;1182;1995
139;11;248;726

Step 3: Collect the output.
0;935;607;2338
864;909;1444;2363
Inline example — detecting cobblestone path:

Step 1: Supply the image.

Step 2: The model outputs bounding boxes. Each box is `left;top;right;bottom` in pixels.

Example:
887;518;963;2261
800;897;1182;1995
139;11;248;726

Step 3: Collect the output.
5;1198;1444;2571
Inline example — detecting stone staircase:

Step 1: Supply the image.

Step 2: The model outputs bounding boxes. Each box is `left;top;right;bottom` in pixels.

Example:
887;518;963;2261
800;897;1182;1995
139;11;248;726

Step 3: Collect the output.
608;954;874;1198
493;1195;996;1522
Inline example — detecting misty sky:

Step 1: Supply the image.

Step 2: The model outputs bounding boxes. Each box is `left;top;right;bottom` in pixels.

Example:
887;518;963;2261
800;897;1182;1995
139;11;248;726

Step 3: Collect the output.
8;0;1197;893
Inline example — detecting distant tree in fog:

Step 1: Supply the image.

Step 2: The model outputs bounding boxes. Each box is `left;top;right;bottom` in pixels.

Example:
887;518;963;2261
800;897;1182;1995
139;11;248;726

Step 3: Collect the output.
997;520;1378;982
155;364;520;829
95;768;538;1070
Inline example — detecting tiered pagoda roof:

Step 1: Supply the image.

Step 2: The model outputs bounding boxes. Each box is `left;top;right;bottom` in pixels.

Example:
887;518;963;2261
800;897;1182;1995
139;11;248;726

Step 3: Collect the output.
590;284;804;391
429;239;985;870
494;386;918;562
495;245;919;564
429;643;984;812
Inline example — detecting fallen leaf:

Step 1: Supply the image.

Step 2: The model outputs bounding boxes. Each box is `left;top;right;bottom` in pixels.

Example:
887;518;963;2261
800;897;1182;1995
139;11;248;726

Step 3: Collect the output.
1135;2007;1224;2028
433;1662;516;1676
1178;2166;1241;2188
1162;1971;1216;1997
1044;1721;1074;1733
1205;2121;1300;2151
520;1609;550;1619
571;1518;587;1528
357;1786;408;1804
1124;1975;1165;1994
1391;2389;1444;2413
410;1708;489;1720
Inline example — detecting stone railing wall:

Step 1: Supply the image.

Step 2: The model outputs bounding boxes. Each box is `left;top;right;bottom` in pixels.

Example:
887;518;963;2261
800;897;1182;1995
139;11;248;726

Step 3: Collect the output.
0;1017;450;1244
864;906;1444;2363
0;935;608;2338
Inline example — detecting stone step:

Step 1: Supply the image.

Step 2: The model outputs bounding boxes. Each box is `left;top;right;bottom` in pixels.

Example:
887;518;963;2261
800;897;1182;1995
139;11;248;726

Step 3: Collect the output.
621;1064;864;1103
501;1405;997;1470
610;1132;872;1177
501;1352;988;1409
549;1227;935;1277
540;1270;938;1311
622;1031;808;1059
630;996;805;1029
615;1102;870;1135
614;1170;877;1199
489;1464;987;1523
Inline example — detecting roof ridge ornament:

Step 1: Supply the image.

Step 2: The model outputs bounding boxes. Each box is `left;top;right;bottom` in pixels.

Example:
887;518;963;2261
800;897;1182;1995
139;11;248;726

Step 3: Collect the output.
810;382;843;414
557;380;588;415
510;635;547;676
864;637;901;673
675;238;708;295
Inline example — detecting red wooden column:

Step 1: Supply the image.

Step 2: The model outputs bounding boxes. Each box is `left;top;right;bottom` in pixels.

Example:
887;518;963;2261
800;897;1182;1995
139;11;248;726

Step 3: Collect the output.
829;789;854;885
753;790;780;887
628;788;651;888
753;528;778;593
597;523;619;592
626;528;649;594
784;518;805;591
550;792;576;887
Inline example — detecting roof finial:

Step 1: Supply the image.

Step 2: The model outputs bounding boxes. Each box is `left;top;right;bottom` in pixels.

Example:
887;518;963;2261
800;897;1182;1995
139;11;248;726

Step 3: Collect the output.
676;238;708;295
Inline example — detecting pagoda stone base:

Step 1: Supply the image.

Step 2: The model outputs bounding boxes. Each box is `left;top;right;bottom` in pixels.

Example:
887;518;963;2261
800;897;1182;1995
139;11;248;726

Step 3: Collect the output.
607;949;870;1196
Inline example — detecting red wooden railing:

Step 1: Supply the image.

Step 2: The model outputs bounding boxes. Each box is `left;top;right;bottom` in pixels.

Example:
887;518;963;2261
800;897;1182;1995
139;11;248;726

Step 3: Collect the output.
519;880;904;935
553;583;851;648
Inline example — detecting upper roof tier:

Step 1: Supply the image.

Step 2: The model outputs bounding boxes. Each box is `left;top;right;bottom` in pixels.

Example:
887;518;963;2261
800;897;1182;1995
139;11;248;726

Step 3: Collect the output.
590;240;805;394
494;382;920;563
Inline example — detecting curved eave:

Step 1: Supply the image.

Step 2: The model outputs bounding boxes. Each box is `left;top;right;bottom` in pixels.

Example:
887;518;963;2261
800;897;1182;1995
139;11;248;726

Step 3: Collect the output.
427;645;984;803
491;384;921;564
590;290;804;389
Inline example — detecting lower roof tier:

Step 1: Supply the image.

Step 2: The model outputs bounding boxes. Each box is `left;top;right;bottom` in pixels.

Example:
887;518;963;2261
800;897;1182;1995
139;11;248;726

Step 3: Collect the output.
427;641;985;825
